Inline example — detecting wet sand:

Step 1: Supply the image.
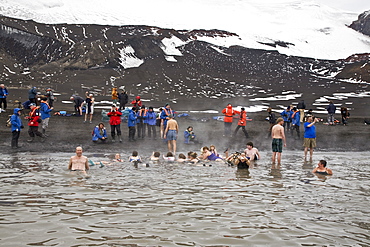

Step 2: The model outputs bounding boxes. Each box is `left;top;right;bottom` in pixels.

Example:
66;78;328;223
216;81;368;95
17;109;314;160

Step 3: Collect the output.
1;95;370;155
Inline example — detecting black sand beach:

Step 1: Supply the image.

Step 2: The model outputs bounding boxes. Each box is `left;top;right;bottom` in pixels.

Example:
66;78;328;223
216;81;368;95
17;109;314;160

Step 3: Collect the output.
1;89;370;155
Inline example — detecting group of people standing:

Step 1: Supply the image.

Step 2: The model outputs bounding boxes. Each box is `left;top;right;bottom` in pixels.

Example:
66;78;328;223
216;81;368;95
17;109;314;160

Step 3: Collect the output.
10;95;53;148
92;101;179;153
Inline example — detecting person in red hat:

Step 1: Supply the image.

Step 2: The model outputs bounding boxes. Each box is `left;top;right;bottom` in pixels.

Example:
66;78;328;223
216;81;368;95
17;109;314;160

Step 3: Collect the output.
131;96;142;108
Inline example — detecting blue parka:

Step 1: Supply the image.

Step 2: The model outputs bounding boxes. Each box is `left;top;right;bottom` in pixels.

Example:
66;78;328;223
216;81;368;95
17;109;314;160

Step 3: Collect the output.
40;102;53;120
0;87;8;98
10;108;23;132
280;109;293;122
128;109;137;127
184;130;196;144
92;126;107;141
292;111;300;126
146;111;157;126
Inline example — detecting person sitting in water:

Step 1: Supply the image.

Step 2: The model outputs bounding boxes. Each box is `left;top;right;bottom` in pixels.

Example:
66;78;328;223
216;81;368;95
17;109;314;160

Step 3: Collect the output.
150;151;161;161
96;153;123;167
92;123;108;143
163;152;175;162
68;146;89;176
188;152;199;164
209;145;219;157
244;142;261;161
129;151;142;163
233;152;250;169
201;146;223;161
312;160;333;175
177;153;187;162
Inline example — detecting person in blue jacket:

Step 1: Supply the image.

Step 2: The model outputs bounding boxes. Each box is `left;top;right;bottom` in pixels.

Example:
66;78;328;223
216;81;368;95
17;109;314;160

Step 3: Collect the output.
326;101;336;125
280;106;293;132
40;97;53;136
291;107;300;139
92;123;107;143
146;107;157;139
10;108;24;148
160;103;175;132
128;107;138;142
28;86;38;105
0;84;9;112
184;126;196;144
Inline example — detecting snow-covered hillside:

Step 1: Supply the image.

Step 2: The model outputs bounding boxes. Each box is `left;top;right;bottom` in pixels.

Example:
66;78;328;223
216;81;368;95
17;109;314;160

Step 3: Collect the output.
0;0;369;60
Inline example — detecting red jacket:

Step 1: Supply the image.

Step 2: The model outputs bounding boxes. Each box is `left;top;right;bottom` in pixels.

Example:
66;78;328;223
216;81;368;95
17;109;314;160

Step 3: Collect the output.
131;99;142;107
107;109;122;125
28;107;40;126
235;110;247;126
221;105;236;123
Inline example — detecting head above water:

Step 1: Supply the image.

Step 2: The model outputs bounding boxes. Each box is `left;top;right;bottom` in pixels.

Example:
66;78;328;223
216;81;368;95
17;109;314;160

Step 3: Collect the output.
153;152;160;157
178;153;186;159
246;142;254;148
75;146;83;156
319;160;327;167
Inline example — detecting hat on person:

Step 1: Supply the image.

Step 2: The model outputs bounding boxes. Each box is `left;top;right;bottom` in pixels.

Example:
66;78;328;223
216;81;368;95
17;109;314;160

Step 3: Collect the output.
29;103;36;107
136;96;140;99
168;114;174;118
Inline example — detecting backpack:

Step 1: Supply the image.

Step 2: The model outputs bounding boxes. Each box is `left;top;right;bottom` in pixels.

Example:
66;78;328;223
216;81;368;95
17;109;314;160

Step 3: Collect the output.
6;115;11;127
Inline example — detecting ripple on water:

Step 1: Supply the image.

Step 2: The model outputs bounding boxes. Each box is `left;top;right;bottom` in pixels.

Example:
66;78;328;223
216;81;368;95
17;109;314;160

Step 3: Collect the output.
0;151;369;246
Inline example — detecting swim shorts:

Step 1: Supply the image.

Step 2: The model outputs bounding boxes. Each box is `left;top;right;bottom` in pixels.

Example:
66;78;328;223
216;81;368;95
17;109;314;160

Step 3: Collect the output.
272;138;283;153
166;130;177;140
303;138;316;148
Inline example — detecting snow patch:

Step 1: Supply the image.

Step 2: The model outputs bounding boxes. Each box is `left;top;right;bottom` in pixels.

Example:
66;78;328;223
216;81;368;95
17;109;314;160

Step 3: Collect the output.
118;45;144;69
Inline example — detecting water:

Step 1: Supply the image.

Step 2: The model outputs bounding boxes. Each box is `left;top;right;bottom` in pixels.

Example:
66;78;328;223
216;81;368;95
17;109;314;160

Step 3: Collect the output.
0;151;369;246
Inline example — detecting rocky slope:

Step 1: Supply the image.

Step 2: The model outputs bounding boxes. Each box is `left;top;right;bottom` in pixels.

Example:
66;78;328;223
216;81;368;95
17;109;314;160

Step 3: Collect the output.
0;15;369;115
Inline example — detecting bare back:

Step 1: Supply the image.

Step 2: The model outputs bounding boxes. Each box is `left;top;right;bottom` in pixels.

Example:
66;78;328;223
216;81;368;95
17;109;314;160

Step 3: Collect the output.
271;124;284;139
166;119;178;131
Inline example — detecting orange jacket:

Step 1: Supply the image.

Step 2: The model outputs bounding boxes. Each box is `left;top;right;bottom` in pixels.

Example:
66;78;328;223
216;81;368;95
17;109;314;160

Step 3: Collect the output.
28;107;41;127
222;105;236;123
235;110;247;126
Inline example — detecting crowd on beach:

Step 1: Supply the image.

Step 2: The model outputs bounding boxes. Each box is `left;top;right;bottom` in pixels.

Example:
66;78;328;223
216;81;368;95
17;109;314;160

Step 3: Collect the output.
3;85;336;176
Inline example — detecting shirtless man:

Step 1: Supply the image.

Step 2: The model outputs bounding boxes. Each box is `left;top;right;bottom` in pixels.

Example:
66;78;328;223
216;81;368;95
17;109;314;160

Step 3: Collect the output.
68;146;89;176
271;118;286;164
163;115;179;155
244;141;261;161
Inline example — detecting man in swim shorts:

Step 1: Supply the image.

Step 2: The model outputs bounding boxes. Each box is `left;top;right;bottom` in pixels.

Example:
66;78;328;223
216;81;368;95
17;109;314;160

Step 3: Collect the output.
271;117;286;164
164;115;178;155
68;146;89;176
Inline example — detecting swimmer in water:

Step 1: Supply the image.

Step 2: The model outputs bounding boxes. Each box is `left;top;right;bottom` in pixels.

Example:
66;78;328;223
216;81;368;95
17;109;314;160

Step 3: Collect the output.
187;152;199;164
68;146;89;176
312;160;333;175
163;152;175;162
98;153;123;166
201;146;223;162
150;151;161;161
177;153;187;162
129;151;142;163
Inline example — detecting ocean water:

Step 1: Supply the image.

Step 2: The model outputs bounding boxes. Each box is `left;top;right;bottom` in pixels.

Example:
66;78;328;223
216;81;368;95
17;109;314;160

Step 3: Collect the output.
0;151;369;246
